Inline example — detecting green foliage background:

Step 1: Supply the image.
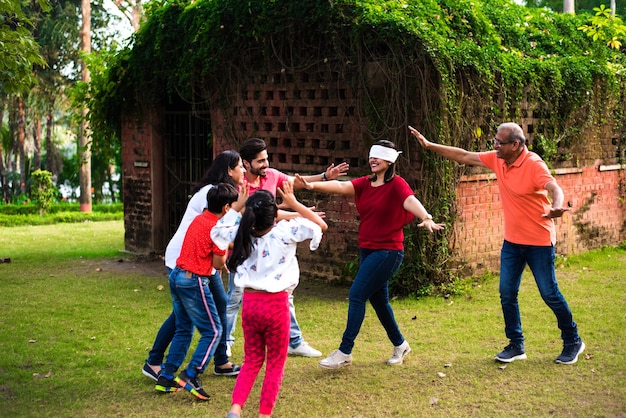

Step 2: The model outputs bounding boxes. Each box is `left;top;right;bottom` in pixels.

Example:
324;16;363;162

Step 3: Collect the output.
90;0;626;295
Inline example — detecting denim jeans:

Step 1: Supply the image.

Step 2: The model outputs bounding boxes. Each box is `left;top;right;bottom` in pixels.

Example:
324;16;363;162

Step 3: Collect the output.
499;240;580;346
146;268;175;366
226;273;304;349
339;248;405;355
161;267;222;378
146;310;176;366
147;268;230;367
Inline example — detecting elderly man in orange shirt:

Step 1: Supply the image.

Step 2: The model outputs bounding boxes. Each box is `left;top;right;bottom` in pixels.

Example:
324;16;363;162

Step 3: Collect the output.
410;122;584;365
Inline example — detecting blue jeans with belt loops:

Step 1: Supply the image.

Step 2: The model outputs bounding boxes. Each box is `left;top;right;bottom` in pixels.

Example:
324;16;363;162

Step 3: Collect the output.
161;267;222;378
499;240;580;346
339;248;405;355
147;268;230;368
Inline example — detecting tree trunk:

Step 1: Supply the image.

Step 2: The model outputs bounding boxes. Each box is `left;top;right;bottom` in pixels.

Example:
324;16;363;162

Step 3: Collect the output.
131;0;142;31
113;0;143;32
16;96;26;195
610;0;616;15
33;118;41;170
563;0;574;13
44;108;61;178
79;0;92;212
0;104;6;203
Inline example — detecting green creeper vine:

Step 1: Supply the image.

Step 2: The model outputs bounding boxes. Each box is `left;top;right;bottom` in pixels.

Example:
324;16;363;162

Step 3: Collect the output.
91;0;626;295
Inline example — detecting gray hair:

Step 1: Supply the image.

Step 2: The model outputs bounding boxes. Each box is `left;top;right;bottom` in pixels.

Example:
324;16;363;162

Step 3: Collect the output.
498;122;526;145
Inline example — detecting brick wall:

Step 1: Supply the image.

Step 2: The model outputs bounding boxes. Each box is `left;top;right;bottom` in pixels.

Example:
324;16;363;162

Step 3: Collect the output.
121;72;625;280
212;71;371;175
121;109;164;253
454;164;626;272
211;70;372;280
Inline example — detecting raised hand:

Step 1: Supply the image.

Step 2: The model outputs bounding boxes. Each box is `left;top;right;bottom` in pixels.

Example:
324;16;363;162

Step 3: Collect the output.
324;162;349;180
232;183;249;212
277;180;298;209
408;126;431;148
294;173;313;190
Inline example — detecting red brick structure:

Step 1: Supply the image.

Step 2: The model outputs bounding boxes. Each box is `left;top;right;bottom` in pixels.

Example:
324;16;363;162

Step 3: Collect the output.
454;165;626;272
121;70;626;279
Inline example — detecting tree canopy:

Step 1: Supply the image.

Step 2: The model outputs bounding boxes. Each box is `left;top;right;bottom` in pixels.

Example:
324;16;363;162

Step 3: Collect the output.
0;0;49;94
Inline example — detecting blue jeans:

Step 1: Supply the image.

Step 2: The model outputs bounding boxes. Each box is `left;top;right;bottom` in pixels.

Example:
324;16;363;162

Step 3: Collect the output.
161;267;223;378
146;268;176;366
499;240;580;346
339;248;405;355
147;268;230;367
226;273;304;349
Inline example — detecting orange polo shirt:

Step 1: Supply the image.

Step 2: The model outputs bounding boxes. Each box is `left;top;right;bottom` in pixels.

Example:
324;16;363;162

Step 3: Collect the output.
478;148;557;246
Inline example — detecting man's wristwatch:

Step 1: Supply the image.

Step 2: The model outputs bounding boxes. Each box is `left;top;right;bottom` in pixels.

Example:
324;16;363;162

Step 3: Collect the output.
321;172;327;181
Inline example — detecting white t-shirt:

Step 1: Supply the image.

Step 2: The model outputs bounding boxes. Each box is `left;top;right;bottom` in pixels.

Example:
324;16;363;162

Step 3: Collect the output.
211;209;323;293
164;184;214;270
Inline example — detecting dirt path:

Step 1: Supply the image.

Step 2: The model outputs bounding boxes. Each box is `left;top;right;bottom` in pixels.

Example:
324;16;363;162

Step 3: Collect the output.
94;254;167;278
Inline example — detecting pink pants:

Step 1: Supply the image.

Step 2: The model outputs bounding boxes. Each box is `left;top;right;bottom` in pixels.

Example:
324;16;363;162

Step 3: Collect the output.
231;290;290;415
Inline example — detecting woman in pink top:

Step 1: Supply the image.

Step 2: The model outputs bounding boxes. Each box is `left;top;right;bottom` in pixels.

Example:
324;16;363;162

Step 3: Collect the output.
296;140;444;370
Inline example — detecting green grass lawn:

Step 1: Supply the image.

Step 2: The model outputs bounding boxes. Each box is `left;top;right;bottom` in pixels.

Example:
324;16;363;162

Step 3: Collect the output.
0;221;624;417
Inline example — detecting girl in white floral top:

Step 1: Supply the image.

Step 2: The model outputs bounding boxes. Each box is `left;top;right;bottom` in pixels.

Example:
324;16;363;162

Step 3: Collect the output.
212;182;327;418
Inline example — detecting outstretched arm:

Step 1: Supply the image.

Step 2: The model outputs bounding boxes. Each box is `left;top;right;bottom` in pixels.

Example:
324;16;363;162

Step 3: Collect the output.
291;162;350;189
409;126;485;167
277;181;328;232
403;195;445;233
294;173;355;196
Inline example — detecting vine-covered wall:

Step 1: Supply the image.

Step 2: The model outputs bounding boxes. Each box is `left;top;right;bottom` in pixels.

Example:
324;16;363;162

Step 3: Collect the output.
102;0;626;295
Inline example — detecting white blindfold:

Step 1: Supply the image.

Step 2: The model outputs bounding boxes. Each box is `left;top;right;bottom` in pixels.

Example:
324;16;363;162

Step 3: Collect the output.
369;145;402;163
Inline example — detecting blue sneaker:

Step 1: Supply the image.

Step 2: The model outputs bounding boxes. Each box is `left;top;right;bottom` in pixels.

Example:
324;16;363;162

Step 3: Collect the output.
495;343;527;363
555;341;585;365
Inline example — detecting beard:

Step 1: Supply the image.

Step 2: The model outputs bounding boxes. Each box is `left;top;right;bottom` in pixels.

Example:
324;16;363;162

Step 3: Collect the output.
250;165;267;177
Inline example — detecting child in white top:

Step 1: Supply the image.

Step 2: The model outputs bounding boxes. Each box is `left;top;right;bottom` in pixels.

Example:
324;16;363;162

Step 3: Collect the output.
212;182;327;418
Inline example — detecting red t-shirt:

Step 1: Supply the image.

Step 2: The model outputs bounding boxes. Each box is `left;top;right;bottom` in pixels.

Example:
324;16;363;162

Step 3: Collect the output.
351;176;415;250
478;148;556;246
176;211;226;276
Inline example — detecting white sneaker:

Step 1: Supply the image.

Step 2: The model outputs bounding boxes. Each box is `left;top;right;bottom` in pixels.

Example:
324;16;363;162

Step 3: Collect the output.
319;349;352;369
387;340;411;366
288;341;322;358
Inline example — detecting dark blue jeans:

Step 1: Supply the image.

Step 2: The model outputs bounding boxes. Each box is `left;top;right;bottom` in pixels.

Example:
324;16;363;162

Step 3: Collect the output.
147;268;230;367
161;267;223;377
339;248;405;355
499;240;580;346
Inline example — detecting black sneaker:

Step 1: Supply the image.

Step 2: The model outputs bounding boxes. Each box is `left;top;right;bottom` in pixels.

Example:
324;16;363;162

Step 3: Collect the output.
142;362;159;382
175;370;210;400
155;375;181;393
495;343;527;363
214;363;241;377
555;340;585;365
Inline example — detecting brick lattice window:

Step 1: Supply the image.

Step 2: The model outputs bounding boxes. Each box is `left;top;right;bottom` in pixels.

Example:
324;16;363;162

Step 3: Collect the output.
228;70;368;174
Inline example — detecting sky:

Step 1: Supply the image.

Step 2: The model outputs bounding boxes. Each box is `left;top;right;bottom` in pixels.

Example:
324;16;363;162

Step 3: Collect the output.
103;0;134;41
